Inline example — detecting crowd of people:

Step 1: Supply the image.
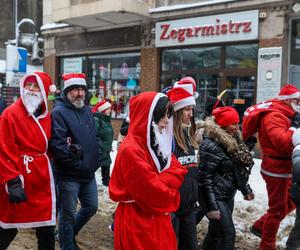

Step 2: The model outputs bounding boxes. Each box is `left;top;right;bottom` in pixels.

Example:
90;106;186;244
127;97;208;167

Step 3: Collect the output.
0;72;300;250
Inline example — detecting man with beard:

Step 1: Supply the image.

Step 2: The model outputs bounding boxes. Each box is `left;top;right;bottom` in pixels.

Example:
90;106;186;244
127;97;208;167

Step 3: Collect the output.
50;73;100;250
109;92;187;250
243;84;300;250
0;72;57;249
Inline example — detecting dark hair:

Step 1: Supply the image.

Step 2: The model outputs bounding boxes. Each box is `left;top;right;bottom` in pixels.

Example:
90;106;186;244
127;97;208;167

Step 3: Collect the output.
153;96;173;124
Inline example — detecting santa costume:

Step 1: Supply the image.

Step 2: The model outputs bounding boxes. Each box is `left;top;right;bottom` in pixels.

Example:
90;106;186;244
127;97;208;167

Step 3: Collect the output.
0;72;56;229
109;92;187;250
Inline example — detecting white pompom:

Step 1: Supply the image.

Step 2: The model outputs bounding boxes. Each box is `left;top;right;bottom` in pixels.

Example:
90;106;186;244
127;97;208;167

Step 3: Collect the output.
49;84;57;93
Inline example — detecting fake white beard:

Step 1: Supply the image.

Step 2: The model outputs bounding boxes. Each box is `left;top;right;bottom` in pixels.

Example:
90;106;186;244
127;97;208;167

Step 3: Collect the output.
152;121;172;161
291;102;300;113
71;99;84;109
23;89;43;114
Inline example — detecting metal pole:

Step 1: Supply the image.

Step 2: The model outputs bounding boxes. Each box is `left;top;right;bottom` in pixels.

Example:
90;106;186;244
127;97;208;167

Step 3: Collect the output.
15;0;18;46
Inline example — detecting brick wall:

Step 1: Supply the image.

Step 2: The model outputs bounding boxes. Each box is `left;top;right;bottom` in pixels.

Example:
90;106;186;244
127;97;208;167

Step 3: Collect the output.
140;47;160;92
259;38;284;48
111;119;123;140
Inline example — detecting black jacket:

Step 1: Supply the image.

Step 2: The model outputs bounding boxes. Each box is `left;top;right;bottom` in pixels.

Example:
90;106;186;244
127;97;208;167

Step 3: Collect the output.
291;148;300;206
174;129;198;216
198;125;253;212
49;93;100;182
0;96;7;115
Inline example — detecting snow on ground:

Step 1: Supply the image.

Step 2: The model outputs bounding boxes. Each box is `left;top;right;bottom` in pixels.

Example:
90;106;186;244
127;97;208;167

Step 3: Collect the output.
96;143;297;249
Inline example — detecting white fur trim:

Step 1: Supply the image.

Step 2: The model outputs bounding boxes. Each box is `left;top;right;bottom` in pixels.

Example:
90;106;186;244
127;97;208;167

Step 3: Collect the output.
147;93;172;173
278;92;300;100
174;96;196;111
64;78;86;90
49;84;57;93
98;102;111;113
293;144;300;153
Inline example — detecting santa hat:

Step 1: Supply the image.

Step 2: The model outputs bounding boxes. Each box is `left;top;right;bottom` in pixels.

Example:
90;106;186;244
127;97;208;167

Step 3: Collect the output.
212;106;239;127
22;72;56;97
174;76;199;99
63;73;87;93
92;100;111;113
278;84;300;100
167;87;196;111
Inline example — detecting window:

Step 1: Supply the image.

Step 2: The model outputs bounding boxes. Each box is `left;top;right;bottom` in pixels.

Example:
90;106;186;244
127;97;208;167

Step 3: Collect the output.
226;44;258;69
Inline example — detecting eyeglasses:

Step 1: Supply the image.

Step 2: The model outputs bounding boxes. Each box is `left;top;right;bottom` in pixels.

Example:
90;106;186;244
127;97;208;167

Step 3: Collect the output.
24;82;40;92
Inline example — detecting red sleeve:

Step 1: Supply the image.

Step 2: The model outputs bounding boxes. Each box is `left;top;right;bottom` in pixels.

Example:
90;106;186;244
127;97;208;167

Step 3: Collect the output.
261;112;294;154
0;114;21;184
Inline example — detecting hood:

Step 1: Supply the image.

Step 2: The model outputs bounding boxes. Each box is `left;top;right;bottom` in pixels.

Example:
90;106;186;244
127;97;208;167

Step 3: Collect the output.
19;73;50;119
128;91;173;172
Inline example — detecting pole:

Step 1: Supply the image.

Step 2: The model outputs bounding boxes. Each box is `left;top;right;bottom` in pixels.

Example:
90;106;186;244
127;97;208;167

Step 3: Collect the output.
15;0;18;46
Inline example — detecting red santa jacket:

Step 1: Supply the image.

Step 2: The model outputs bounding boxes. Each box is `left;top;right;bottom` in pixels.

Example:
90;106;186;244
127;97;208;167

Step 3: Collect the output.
109;92;187;250
0;74;56;229
258;99;295;176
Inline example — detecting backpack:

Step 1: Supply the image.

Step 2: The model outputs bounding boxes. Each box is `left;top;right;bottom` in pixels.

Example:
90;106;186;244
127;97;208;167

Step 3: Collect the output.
242;101;275;140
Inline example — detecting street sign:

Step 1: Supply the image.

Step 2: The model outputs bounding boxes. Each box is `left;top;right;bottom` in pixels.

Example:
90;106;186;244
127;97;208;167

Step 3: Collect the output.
18;47;27;73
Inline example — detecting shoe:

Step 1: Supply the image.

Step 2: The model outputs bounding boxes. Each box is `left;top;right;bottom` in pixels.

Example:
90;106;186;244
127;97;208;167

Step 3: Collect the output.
250;225;262;238
108;223;114;234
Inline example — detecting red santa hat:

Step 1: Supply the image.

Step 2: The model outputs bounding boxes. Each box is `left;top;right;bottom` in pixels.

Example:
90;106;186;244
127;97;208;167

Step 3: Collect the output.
62;73;87;92
22;72;56;97
167;87;196;111
212;106;239;127
174;76;199;99
91;100;111;113
278;84;300;100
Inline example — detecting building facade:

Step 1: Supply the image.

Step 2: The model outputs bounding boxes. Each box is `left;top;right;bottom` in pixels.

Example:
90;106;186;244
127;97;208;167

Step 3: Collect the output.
42;0;300;132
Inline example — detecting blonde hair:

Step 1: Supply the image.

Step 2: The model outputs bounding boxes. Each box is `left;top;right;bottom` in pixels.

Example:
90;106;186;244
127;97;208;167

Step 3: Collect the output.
173;109;198;152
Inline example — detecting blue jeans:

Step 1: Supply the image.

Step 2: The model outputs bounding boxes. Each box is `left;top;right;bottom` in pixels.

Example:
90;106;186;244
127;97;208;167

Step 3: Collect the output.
56;178;98;250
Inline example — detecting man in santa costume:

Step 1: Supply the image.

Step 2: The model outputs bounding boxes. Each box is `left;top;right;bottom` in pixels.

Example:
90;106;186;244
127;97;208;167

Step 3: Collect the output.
50;73;100;250
109;92;187;250
0;72;57;250
244;84;300;250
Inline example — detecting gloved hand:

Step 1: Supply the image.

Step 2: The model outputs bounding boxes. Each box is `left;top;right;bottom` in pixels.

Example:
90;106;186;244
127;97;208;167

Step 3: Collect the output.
207;210;221;220
244;136;257;151
292;113;300;129
293;128;300;147
7;176;27;203
69;143;83;160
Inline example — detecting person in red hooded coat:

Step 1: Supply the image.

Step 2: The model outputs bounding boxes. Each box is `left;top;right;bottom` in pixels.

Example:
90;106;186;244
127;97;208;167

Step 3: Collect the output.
244;84;300;250
109;92;187;250
0;72;57;250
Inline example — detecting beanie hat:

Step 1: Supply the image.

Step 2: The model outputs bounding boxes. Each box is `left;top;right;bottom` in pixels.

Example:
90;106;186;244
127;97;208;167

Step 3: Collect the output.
167;87;196;111
63;73;87;93
91;100;111;113
153;96;172;124
174;76;199;99
23;72;56;97
278;84;300;100
212;106;239;127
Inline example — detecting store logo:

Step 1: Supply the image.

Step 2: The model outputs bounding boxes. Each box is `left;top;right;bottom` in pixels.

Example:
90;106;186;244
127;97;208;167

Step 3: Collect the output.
260;53;280;60
159;19;252;43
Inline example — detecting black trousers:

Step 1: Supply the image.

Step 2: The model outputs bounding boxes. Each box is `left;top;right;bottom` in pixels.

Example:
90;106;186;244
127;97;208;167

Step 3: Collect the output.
172;210;198;250
101;166;110;187
0;226;55;250
286;205;300;250
203;199;235;250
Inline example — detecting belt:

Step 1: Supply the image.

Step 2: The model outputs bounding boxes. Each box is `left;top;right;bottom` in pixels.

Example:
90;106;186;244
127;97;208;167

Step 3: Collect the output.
265;155;291;161
261;168;292;178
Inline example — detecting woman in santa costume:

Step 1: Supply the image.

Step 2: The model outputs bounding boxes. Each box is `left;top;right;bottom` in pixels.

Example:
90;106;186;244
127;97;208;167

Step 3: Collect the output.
198;106;254;250
109;92;187;250
0;72;56;250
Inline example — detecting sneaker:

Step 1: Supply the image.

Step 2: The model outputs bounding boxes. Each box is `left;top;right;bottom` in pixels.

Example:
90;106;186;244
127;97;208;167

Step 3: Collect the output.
250;225;262;238
108;223;114;234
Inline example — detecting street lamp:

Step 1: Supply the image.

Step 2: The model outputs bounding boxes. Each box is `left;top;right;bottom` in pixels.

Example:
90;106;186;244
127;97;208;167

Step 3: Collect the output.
16;18;37;47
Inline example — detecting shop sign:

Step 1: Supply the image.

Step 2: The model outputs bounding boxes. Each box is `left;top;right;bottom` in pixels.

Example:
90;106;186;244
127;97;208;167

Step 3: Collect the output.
256;47;282;103
155;10;258;47
63;57;83;74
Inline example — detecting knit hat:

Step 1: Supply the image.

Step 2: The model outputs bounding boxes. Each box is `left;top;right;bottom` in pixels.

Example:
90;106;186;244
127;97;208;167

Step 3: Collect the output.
278;84;300;100
91;100;111;113
23;72;56;97
62;73;87;93
174;76;199;99
212;106;239;127
167;87;196;111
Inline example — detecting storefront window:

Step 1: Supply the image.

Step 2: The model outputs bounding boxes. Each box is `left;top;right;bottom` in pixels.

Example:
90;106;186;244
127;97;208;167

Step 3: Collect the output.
289;18;300;87
161;47;221;72
226;44;258;69
60;52;140;119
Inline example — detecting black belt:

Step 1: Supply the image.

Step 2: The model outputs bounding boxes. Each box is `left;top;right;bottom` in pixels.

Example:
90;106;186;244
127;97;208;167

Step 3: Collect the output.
265;155;291;161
